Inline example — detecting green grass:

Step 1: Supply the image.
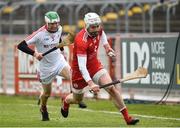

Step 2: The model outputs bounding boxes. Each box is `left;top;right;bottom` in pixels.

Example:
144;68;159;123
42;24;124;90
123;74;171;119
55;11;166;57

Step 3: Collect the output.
0;94;180;127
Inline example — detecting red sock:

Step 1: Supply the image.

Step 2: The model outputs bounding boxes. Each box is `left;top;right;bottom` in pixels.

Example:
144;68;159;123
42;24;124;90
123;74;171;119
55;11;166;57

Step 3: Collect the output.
62;96;69;110
120;107;130;122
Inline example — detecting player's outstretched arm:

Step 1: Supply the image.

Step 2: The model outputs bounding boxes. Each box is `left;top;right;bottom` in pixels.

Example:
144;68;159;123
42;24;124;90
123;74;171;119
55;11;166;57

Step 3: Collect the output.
18;40;43;60
17;40;35;56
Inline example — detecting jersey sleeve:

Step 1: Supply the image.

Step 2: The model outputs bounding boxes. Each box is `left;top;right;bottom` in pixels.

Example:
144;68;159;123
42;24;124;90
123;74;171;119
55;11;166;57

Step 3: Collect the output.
100;31;108;45
24;31;39;45
77;55;91;82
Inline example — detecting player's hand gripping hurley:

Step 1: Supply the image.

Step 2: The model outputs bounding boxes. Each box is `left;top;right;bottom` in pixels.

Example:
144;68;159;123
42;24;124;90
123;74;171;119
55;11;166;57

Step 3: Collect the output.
100;67;148;89
42;30;75;56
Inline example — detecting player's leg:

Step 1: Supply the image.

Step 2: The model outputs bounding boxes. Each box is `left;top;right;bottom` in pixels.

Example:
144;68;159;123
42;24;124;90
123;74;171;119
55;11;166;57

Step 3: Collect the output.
61;79;86;118
59;65;87;108
61;93;84;117
78;100;87;108
113;84;123;108
59;65;71;81
37;71;55;121
39;83;52;121
101;74;139;125
93;69;139;125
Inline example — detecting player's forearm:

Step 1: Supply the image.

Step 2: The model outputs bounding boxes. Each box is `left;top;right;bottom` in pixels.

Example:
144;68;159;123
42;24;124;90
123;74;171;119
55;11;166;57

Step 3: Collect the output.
77;55;92;82
17;40;35;56
100;31;114;53
103;44;111;53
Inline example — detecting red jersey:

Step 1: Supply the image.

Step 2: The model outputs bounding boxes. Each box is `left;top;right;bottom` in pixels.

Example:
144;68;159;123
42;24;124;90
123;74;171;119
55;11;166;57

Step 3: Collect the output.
72;29;103;81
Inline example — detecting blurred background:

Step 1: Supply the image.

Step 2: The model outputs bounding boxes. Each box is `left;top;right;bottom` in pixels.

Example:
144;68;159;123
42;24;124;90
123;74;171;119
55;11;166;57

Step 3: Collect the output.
0;0;180;104
0;0;180;34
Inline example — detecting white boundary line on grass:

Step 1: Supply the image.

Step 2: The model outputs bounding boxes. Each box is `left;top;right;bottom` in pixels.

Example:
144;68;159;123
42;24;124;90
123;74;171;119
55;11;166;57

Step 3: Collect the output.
5;103;180;121
71;108;180;121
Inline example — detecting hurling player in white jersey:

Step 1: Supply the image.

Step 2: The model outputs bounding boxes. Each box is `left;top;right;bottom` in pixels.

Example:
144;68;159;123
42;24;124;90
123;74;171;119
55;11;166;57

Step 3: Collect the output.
17;11;85;121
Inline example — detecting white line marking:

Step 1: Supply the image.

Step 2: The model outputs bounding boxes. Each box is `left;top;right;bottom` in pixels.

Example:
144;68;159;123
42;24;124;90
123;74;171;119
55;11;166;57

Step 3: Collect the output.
2;103;180;121
72;108;180;121
132;114;180;121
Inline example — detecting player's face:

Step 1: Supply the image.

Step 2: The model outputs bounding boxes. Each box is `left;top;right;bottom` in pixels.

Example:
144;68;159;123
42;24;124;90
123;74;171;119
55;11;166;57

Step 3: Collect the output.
47;22;59;32
87;24;101;37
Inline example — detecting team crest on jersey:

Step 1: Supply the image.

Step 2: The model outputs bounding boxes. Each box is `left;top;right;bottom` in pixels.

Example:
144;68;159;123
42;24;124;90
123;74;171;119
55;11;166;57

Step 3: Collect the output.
44;37;49;41
73;83;78;88
50;35;56;41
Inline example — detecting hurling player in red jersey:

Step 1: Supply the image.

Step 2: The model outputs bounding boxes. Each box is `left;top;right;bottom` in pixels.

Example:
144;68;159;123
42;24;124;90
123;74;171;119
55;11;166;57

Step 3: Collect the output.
61;12;139;125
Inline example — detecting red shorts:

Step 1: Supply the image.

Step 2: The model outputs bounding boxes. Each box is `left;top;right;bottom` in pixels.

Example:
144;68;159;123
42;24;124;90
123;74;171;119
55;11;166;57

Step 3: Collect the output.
72;79;88;90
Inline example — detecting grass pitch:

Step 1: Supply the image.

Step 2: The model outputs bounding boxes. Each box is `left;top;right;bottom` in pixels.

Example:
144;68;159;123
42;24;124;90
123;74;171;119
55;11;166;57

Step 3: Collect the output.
0;94;180;127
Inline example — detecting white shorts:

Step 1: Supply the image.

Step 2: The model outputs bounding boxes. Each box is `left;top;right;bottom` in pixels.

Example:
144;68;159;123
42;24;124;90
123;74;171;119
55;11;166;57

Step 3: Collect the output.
38;59;69;85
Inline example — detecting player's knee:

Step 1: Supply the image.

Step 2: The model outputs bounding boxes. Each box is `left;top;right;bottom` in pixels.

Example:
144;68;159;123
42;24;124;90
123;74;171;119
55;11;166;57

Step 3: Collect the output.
75;99;82;104
45;94;50;98
107;86;116;96
41;94;50;100
61;72;71;80
43;92;51;98
73;95;83;103
42;94;50;99
60;66;71;80
65;74;71;80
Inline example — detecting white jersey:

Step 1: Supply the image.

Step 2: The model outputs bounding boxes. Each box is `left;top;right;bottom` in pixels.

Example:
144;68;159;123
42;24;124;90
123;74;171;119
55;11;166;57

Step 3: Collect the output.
25;25;65;79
